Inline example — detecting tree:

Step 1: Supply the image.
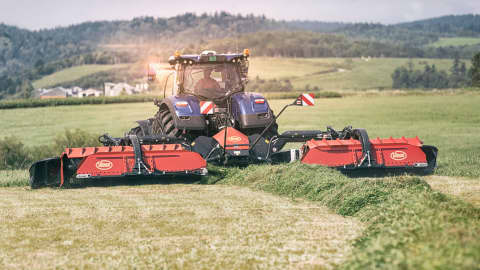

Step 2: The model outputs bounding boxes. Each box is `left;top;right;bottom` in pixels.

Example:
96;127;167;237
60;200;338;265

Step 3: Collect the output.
451;54;460;76
471;52;480;87
19;80;34;98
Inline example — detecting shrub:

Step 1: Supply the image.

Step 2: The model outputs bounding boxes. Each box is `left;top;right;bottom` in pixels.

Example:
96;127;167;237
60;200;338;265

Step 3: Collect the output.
51;129;101;153
1;129;102;169
0;136;32;170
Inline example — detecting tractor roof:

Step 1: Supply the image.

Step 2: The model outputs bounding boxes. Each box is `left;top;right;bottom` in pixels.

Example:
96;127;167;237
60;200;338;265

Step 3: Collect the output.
168;50;249;66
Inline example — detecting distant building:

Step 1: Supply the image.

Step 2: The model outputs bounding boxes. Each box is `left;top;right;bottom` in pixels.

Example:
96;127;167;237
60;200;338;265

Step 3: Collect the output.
72;87;83;96
78;88;103;98
135;83;149;93
104;82;135;96
39;87;68;99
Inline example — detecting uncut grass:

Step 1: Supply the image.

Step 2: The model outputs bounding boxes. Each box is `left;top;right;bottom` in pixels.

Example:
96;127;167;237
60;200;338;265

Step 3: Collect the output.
0;184;361;269
208;163;480;270
1;94;479;178
0;170;29;187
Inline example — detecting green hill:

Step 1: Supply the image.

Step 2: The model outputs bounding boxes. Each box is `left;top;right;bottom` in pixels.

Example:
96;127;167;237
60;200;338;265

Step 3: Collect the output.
33;64;127;89
428;37;480;47
250;57;460;90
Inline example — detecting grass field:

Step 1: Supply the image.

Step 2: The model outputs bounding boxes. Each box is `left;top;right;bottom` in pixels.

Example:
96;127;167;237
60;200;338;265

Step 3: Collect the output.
1;93;479;269
2;93;479;178
32;64;128;89
0;183;362;269
250;57;462;90
32;57;462;92
428;37;480;48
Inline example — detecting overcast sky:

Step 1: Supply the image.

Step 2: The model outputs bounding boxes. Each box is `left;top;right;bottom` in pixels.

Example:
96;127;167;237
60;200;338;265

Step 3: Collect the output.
1;0;479;30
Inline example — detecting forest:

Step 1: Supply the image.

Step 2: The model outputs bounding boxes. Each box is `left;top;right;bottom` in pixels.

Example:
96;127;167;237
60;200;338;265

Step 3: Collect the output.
1;12;480;99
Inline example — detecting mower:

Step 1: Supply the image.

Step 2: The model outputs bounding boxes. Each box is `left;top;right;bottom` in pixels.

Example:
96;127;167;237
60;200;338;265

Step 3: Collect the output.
29;50;438;188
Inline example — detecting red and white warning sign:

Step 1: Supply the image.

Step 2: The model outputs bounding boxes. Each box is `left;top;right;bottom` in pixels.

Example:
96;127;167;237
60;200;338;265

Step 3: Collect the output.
296;93;315;106
200;101;216;114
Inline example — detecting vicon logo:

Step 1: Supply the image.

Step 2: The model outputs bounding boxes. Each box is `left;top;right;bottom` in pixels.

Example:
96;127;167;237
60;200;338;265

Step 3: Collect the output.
390;151;407;161
227;136;242;143
96;160;113;170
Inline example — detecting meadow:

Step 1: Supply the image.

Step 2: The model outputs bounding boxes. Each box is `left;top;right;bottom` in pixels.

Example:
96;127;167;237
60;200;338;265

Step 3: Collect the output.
31;57;462;91
32;64;128;89
1;93;479;269
1;93;479;178
427;37;480;48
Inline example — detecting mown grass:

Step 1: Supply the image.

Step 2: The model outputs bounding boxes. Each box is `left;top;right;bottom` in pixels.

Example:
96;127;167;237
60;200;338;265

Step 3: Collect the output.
427;37;480;48
0;93;479;268
32;64;128;89
0;183;362;269
206;163;480;269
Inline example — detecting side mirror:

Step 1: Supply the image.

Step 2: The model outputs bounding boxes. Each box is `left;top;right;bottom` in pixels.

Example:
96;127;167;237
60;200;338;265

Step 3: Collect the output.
293;93;315;106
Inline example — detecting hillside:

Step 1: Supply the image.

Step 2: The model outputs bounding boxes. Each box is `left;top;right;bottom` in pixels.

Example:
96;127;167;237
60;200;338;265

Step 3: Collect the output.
32;64;127;89
1;13;480;99
2;13;480;76
34;57;461;91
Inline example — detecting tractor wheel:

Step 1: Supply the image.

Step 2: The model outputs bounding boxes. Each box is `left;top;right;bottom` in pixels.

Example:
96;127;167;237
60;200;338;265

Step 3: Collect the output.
152;108;182;138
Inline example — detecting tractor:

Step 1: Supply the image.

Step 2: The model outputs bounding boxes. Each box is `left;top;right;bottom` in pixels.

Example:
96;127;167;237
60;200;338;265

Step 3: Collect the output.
29;50;438;188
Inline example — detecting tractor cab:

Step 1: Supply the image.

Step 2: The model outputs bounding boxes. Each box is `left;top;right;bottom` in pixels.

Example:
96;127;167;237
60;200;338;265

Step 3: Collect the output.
148;50;249;100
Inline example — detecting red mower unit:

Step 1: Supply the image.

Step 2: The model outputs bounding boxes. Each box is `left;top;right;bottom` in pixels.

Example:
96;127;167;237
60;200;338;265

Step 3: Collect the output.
29;50;437;188
29;135;207;188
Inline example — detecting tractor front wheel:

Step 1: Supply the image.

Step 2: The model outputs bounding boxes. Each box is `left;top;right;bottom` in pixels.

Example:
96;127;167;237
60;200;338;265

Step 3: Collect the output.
152;107;182;138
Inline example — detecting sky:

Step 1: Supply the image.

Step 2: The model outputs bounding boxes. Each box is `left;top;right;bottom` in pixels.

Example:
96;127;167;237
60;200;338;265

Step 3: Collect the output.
1;0;479;30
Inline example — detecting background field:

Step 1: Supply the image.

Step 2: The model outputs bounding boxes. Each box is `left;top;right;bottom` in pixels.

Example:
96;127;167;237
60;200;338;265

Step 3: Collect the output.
31;57;463;91
250;57;462;90
427;37;480;47
32;64;128;89
2;93;479;178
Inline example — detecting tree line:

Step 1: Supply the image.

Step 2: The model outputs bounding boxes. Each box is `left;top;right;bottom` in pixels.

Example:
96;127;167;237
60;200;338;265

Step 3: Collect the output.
392;53;480;89
1;13;480;99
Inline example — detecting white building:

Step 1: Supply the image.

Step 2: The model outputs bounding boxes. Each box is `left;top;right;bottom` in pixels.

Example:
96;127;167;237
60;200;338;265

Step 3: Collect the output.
135;83;149;93
78;88;103;98
104;82;136;96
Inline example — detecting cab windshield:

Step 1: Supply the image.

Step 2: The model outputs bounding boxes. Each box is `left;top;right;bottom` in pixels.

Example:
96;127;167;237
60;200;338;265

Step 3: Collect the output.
183;63;242;99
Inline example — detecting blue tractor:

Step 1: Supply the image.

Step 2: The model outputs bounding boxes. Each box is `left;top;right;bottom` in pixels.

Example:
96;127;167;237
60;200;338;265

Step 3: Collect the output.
124;49;437;170
130;50;283;163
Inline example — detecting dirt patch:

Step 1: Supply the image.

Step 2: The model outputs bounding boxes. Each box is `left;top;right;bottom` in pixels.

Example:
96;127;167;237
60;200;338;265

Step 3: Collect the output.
426;175;480;207
0;185;362;269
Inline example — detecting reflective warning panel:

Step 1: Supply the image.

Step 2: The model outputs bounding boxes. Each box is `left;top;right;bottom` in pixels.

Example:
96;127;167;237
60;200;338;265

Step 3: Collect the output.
295;93;315;106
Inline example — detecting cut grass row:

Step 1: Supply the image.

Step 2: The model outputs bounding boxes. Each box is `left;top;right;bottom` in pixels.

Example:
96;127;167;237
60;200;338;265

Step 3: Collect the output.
2;163;478;269
206;163;480;269
0;181;362;269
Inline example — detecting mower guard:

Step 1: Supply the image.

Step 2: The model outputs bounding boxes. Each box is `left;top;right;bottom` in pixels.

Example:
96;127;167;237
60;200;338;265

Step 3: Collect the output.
301;136;438;172
29;136;207;188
